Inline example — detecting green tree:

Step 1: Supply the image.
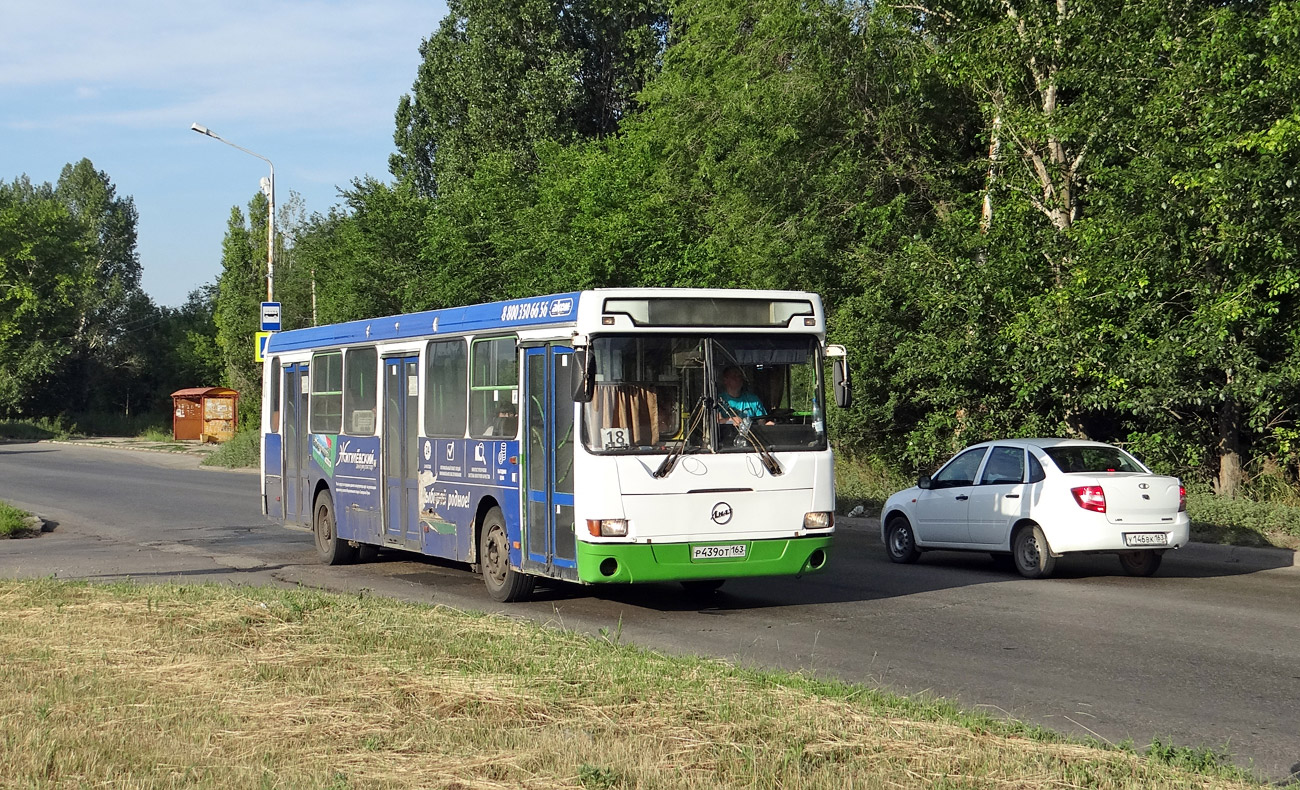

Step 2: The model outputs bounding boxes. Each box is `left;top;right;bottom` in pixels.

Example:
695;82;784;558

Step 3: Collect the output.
213;198;267;422
0;177;89;416
391;0;667;196
49;158;150;414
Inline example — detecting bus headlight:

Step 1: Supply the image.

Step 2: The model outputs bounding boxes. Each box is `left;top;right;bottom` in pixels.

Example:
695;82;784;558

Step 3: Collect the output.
803;512;833;530
587;519;629;537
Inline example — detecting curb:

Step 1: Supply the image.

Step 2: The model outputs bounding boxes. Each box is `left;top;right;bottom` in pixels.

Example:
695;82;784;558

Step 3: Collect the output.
44;439;215;459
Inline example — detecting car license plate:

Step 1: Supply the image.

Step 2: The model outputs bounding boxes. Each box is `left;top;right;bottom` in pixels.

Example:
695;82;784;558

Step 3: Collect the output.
1124;532;1168;547
692;544;746;560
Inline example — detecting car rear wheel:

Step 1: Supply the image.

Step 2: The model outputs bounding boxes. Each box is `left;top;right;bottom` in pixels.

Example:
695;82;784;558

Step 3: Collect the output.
1117;550;1163;577
886;516;921;564
1012;524;1056;579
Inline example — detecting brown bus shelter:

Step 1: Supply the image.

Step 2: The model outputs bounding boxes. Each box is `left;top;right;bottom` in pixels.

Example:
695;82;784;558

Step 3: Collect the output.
171;387;238;442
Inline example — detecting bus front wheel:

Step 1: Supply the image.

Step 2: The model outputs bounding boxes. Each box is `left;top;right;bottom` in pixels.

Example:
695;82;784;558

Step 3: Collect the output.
480;507;535;603
313;490;356;566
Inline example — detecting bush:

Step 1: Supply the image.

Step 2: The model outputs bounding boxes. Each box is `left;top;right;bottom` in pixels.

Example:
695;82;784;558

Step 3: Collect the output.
201;428;260;469
834;451;912;515
1186;491;1300;541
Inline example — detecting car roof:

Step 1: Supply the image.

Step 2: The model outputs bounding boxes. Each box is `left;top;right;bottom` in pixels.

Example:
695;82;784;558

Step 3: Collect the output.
964;438;1120;451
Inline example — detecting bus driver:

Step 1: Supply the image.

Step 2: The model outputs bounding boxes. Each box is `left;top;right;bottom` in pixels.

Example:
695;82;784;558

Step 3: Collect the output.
717;366;774;426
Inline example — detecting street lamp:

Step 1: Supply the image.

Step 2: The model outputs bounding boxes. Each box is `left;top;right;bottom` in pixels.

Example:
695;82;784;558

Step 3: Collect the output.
190;123;275;303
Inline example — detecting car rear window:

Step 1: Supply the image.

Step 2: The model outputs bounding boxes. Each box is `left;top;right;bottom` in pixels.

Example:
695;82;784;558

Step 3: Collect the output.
1043;447;1145;474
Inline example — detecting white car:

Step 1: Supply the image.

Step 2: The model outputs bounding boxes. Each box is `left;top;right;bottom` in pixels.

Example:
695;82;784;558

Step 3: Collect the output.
880;438;1189;578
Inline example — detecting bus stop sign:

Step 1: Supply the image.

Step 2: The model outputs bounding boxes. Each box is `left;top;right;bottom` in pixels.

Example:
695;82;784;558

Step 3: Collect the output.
260;302;282;331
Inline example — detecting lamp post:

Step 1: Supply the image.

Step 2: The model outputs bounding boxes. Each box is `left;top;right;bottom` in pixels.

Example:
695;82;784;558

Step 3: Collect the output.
190;123;275;303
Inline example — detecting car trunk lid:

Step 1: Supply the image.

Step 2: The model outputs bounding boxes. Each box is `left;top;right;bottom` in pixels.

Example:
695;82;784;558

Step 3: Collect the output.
1088;474;1182;526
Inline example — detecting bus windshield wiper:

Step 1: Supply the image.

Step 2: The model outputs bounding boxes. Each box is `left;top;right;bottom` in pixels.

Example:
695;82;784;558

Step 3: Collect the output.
653;396;710;479
745;421;783;476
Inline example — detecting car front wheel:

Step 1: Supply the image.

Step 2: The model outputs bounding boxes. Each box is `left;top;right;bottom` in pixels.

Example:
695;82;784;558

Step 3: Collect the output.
1012;524;1056;579
885;516;921;564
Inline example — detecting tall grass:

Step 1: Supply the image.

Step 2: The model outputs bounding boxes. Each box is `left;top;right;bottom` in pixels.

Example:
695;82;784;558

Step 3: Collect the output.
200;427;260;468
73;411;170;437
0;416;77;441
0;501;32;537
0;579;1262;789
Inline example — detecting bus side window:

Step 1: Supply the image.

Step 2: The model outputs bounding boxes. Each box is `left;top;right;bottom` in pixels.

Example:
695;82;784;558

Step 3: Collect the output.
344;346;377;435
425;339;468;437
470;336;518;438
310;350;343;434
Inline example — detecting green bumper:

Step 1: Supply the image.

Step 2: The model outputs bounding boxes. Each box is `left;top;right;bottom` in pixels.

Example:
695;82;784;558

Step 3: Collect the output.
575;536;833;584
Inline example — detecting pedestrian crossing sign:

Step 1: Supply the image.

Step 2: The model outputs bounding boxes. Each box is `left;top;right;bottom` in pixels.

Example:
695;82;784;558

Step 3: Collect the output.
255;331;272;363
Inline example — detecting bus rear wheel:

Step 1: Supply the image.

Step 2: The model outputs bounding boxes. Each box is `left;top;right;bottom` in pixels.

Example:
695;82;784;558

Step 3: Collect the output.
480;506;535;603
313;491;356;566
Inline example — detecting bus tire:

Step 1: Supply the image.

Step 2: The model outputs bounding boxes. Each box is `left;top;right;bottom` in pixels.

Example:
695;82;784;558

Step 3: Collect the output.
480;506;534;603
313;490;356;566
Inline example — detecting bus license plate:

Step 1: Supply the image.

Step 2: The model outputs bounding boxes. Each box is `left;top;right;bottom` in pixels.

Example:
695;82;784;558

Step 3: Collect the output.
1124;532;1168;547
692;544;747;560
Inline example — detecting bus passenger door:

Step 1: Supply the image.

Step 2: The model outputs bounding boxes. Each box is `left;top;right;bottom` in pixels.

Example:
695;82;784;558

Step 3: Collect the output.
283;362;309;525
522;345;578;580
384;356;421;549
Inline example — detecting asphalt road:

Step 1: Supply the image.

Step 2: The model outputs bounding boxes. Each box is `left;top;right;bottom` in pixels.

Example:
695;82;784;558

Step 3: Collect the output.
2;442;1298;782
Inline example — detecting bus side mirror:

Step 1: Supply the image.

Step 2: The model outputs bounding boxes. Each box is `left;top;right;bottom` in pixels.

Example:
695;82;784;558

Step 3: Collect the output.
572;349;595;403
827;344;851;409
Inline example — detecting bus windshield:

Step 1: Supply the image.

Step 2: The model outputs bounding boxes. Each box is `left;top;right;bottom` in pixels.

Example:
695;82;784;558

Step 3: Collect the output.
581;335;826;455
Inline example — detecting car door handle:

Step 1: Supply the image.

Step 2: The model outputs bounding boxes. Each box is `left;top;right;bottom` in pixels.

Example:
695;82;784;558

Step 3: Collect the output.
955;495;969;501
1004;494;1020;499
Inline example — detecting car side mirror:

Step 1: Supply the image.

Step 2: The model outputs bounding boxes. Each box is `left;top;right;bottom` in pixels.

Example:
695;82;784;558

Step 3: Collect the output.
917;473;932;490
571;348;595;403
826;344;851;409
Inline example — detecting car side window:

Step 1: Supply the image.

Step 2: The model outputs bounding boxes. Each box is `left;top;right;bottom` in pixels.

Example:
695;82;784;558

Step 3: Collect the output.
932;448;987;488
1027;452;1046;483
979;446;1025;485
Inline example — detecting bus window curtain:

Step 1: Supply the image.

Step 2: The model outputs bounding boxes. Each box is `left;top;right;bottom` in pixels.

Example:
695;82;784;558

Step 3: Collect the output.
594;384;659;446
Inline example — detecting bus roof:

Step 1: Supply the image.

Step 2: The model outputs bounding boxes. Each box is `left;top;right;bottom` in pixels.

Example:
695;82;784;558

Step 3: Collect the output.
265;288;823;353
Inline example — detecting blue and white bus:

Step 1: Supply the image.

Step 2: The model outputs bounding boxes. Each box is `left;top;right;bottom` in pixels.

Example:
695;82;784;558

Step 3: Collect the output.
260;288;850;601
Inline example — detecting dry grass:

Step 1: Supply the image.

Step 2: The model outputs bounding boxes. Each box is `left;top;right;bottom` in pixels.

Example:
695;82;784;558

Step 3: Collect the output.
0;580;1258;789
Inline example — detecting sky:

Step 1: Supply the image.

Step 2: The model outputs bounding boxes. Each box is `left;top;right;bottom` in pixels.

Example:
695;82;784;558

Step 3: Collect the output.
0;1;448;307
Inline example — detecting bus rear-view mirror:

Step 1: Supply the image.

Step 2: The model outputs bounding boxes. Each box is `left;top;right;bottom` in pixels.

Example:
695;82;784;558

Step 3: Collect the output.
827;344;851;409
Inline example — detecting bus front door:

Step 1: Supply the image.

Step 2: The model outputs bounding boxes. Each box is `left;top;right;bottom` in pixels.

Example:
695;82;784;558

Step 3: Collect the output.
283;362;309;525
523;345;578;581
383;356;421;550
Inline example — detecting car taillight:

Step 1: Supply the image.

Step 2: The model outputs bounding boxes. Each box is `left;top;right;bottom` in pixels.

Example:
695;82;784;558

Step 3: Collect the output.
1071;485;1107;513
1178;485;1186;512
